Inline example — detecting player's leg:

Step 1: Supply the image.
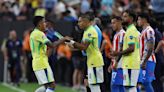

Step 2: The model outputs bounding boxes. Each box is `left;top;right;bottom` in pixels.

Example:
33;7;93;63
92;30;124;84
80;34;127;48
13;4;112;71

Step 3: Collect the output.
123;69;139;92
34;67;55;92
46;82;56;92
119;85;125;92
137;84;141;92
111;70;120;92
128;86;137;92
143;61;155;92
137;68;143;92
111;69;125;92
34;70;47;92
45;67;56;92
111;84;120;92
88;66;104;92
89;84;101;92
35;86;46;92
111;85;125;92
143;82;154;92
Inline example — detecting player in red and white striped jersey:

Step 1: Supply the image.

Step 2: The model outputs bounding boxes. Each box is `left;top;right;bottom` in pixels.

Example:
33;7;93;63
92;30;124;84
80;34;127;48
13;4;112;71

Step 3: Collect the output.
137;13;156;92
140;26;156;62
112;29;125;68
110;16;125;92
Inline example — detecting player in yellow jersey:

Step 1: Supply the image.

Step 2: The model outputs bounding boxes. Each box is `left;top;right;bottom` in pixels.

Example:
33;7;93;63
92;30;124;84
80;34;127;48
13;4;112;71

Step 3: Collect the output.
30;16;71;92
111;11;140;92
66;13;104;92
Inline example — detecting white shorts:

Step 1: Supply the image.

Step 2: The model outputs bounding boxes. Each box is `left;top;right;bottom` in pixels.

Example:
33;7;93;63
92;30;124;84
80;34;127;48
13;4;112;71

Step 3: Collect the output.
123;69;139;86
34;67;54;85
88;66;104;85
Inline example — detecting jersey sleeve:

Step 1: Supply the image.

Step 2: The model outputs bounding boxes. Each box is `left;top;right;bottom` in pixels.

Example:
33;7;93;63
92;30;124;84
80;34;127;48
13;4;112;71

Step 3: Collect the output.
145;29;155;42
36;32;50;44
127;32;135;45
83;30;97;43
119;32;125;45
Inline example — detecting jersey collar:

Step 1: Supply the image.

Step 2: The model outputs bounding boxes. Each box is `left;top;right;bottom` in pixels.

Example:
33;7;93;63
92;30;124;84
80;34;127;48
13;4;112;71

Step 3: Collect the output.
127;24;134;29
85;25;93;31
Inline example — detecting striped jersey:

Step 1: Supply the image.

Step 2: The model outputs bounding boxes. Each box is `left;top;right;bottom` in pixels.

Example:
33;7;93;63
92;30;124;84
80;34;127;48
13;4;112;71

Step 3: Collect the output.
113;29;125;52
112;29;125;68
140;26;156;62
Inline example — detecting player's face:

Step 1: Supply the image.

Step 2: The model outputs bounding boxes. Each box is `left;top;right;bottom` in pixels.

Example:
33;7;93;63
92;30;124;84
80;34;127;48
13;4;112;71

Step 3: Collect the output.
137;17;143;27
111;19;119;31
39;19;46;31
78;17;90;30
45;22;51;29
122;12;130;24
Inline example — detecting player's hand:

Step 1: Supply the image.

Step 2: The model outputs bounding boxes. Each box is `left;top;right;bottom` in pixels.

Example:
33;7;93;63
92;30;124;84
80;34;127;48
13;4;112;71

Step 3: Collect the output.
84;79;89;87
110;51;120;56
113;62;118;70
141;61;147;69
108;65;112;73
65;42;74;48
63;36;73;41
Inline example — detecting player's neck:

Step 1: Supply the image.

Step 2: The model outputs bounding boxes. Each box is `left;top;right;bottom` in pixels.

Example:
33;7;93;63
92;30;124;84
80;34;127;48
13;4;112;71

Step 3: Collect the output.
142;23;149;30
36;27;44;32
116;26;122;32
127;22;133;28
85;25;91;30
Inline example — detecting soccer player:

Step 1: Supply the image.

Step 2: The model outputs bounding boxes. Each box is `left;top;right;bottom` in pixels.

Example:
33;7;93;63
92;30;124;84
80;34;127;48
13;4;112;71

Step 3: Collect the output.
30;16;71;92
111;11;140;92
137;13;156;92
110;16;125;92
67;13;104;92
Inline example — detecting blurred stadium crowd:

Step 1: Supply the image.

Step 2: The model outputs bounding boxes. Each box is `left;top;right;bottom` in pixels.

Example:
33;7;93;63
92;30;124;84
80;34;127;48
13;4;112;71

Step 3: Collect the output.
0;0;164;92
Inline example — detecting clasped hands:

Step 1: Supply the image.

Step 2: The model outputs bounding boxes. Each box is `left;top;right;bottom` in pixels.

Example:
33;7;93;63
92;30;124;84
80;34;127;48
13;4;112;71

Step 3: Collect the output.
62;36;75;48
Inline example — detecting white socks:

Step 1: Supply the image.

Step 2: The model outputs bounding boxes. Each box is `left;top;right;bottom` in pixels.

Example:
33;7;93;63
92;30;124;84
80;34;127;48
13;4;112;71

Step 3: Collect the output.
35;86;46;92
35;86;55;92
89;85;101;92
46;88;54;92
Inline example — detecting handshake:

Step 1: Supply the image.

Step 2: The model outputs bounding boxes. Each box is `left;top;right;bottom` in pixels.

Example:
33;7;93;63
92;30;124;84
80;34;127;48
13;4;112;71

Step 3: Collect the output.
62;36;76;48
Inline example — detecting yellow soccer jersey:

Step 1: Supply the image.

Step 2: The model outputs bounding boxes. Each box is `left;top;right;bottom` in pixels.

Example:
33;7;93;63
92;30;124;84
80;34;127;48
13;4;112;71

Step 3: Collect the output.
82;26;104;68
30;28;50;71
121;24;140;69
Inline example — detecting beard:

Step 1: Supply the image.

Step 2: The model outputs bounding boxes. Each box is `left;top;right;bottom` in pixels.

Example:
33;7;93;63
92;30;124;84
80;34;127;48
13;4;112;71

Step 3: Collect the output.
122;21;129;27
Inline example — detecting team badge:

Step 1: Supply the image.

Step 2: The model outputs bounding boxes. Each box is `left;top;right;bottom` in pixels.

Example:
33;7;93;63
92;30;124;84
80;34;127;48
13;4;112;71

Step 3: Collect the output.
129;36;133;40
88;33;91;37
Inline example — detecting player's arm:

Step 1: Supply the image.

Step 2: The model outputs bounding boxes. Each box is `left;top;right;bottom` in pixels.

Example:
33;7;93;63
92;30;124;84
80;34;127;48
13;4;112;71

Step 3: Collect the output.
111;35;135;56
115;43;123;62
119;44;134;55
141;37;155;69
71;41;90;50
143;39;154;61
100;39;106;52
46;37;72;48
69;32;94;50
46;39;64;48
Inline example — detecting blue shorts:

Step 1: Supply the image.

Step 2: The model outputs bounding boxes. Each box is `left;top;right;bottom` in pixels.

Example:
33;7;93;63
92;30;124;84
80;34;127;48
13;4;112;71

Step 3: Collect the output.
138;61;156;83
111;68;124;85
